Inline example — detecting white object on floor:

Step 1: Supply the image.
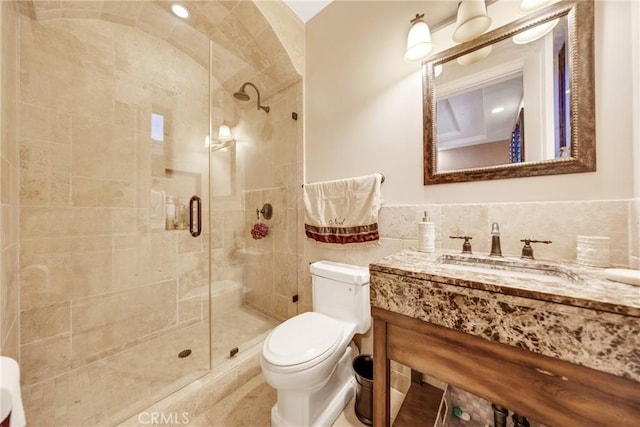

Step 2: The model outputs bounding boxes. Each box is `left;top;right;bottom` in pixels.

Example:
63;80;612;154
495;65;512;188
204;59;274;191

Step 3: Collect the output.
261;261;371;427
0;357;26;427
604;268;640;286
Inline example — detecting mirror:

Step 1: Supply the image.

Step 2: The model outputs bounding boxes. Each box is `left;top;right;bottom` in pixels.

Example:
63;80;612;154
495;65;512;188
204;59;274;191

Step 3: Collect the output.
423;0;595;184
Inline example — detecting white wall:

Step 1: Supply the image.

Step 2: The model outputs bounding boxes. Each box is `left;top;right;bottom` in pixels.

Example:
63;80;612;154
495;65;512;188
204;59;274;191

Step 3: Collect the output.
305;0;637;205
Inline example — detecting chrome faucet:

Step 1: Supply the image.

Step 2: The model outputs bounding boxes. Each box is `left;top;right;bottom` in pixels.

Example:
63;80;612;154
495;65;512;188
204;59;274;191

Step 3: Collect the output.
490;222;502;257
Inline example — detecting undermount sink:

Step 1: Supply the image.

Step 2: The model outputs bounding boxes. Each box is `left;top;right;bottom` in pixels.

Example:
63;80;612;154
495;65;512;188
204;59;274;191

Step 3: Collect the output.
437;254;579;284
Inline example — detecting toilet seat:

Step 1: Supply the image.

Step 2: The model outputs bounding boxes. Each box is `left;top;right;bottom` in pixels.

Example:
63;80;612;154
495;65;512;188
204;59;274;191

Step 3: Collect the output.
263;312;343;369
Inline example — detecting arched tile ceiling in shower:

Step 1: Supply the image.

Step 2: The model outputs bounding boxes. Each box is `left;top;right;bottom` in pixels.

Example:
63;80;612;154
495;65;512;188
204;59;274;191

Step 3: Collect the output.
16;0;301;100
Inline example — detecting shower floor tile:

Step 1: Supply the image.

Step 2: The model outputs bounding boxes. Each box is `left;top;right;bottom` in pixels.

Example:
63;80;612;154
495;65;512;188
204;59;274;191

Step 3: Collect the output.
22;320;209;427
22;305;280;427
211;306;279;365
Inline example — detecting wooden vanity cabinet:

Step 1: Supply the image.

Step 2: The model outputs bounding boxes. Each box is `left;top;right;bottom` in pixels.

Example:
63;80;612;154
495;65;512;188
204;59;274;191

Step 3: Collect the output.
372;306;640;427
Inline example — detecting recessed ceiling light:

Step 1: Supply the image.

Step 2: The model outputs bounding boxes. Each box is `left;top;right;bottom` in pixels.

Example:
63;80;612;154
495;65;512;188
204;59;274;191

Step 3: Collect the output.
492;107;505;114
171;3;190;19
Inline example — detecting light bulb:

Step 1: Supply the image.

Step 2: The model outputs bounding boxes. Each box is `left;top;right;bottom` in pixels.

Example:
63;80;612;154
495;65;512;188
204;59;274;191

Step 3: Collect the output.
170;4;189;19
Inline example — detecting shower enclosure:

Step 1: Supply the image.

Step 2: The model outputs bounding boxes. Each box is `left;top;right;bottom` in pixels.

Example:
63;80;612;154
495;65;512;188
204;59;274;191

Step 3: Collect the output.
10;1;302;425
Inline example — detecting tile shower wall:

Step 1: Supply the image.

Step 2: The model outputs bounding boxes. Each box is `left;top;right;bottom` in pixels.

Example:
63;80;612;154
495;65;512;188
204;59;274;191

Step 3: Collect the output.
0;0;20;360
17;16;209;385
226;82;302;320
631;199;640;268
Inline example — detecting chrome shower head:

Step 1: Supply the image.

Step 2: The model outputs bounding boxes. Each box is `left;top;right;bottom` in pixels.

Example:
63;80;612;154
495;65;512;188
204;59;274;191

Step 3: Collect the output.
233;82;270;113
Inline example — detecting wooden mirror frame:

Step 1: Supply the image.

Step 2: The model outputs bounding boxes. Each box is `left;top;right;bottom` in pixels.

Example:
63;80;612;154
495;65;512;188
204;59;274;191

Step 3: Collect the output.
423;0;595;185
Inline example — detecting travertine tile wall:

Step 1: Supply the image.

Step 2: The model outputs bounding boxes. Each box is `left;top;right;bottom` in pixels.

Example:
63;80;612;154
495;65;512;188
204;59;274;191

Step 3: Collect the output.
211;81;301;322
18;16;210;385
631;199;640;268
304;200;637;275
0;0;20;360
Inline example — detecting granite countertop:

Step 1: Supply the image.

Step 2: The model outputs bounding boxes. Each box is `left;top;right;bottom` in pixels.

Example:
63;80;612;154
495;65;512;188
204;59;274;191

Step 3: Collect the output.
370;249;640;318
369;249;640;381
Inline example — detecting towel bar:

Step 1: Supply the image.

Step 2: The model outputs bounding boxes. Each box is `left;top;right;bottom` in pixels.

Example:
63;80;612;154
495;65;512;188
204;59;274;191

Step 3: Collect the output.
302;173;385;188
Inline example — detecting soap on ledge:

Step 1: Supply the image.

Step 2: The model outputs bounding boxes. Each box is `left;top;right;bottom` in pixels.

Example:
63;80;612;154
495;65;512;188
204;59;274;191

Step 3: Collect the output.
604;268;640;286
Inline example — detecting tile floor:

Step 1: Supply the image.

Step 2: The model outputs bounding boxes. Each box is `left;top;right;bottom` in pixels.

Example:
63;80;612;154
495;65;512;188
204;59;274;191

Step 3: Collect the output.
188;372;406;427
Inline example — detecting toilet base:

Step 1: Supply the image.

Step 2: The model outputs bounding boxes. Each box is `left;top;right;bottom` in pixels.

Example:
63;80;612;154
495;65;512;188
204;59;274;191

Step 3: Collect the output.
270;343;358;427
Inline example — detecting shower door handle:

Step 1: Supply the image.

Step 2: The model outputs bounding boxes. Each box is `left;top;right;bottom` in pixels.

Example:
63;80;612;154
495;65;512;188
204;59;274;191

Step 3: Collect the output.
189;196;202;237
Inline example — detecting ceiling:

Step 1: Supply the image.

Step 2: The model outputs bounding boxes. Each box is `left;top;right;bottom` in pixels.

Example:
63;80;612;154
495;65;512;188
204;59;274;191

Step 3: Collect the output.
283;1;463;27
437;76;524;150
283;0;334;23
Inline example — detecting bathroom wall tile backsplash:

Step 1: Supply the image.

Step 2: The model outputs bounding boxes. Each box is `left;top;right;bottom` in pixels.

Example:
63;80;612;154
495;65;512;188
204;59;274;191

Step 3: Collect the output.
376;200;633;266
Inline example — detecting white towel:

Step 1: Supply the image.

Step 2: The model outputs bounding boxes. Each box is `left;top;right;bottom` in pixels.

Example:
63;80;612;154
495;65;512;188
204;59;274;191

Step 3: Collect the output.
0;357;26;427
303;173;384;246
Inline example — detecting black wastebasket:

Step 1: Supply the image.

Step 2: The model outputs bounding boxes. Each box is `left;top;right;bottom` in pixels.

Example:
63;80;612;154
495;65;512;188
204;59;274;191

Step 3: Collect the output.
353;354;374;426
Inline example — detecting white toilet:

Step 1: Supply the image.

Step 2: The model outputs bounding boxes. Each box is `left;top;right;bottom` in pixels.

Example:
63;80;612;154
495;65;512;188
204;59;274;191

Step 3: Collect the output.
261;260;371;427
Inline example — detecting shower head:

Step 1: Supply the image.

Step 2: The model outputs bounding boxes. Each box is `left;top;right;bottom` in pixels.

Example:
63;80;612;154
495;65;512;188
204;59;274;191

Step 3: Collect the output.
233;82;270;113
233;89;250;102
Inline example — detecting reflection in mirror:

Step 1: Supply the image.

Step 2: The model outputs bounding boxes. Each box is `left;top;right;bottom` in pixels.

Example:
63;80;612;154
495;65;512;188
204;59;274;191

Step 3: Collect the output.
423;0;595;184
437;73;524;171
435;15;568;172
211;141;236;198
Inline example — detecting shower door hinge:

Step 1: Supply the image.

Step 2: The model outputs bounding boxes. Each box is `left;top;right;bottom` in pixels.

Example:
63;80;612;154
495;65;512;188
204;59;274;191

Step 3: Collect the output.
292;294;299;303
291;112;298;120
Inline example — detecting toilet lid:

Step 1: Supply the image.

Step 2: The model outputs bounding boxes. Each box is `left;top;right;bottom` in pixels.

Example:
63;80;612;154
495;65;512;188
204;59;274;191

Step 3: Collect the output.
263;312;342;367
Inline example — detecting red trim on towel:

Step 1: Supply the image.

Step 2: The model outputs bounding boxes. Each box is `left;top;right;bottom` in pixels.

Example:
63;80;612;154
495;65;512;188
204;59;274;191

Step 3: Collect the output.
1;412;11;427
305;223;380;245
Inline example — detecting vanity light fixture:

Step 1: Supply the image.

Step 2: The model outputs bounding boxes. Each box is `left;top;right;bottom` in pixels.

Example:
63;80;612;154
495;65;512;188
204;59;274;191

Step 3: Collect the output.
452;0;492;43
170;3;190;19
456;45;492;65
519;0;554;13
512;0;558;44
208;125;235;151
218;125;233;142
205;125;235;150
405;13;432;62
512;18;558;44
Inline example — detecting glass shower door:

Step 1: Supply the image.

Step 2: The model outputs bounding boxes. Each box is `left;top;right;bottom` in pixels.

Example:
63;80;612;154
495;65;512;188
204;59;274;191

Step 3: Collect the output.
209;32;302;365
17;3;211;425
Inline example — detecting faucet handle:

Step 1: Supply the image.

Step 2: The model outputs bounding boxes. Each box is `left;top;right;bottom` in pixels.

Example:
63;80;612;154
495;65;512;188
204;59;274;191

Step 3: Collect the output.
450;236;473;254
520;239;552;259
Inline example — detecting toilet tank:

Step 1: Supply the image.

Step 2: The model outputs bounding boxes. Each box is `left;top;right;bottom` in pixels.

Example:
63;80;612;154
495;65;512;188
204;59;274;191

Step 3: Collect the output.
310;261;371;334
